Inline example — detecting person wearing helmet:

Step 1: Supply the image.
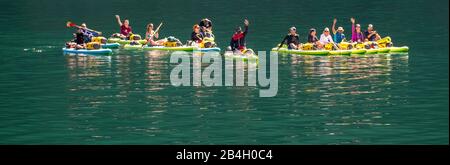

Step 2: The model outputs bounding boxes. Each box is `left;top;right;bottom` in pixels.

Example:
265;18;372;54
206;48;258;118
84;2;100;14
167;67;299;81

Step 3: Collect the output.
331;18;346;43
199;18;213;34
229;19;250;52
350;18;364;43
364;24;381;41
278;26;301;50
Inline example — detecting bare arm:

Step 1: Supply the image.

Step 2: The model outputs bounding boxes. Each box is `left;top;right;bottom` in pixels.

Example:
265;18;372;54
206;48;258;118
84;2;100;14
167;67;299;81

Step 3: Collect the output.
115;15;122;27
332;18;337;34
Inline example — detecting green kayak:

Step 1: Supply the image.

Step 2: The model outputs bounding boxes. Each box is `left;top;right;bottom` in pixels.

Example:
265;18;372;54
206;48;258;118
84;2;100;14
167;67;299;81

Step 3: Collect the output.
143;46;195;51
273;48;329;56
123;44;195;51
329;50;352;55
108;38;147;45
351;49;367;55
224;50;259;61
365;49;378;54
389;46;409;53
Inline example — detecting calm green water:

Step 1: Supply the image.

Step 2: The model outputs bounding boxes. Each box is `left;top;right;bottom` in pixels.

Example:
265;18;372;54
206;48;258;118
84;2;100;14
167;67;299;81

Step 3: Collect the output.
0;0;448;144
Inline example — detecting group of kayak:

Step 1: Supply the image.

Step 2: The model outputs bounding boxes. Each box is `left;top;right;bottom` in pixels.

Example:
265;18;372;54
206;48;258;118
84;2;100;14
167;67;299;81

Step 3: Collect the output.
63;16;408;57
272;18;409;55
63;16;255;57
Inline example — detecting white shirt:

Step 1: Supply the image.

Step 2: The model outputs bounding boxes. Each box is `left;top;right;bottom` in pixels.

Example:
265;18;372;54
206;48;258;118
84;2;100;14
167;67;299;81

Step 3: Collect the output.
320;33;334;44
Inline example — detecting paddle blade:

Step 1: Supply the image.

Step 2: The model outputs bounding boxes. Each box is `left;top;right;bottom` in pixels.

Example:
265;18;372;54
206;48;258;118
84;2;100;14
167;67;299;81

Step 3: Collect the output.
66;21;76;28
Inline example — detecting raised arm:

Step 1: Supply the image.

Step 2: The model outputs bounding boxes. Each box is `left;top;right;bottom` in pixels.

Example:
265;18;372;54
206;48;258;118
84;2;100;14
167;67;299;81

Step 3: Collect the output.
243;19;249;35
350;18;356;41
115;15;123;27
332;18;337;34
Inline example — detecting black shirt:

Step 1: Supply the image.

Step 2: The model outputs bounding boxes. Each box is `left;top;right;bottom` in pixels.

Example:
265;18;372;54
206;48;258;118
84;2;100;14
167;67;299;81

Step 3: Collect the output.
191;32;203;42
279;34;300;48
75;32;84;44
308;34;319;43
364;30;376;41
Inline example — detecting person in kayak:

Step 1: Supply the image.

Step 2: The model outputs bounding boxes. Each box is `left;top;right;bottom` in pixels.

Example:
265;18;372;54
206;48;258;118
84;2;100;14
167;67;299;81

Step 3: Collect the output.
228;19;250;52
191;24;203;44
331;18;346;43
145;23;165;46
79;23;100;43
319;27;334;44
320;27;339;50
278;27;301;50
114;15;133;39
350;18;364;43
364;24;381;41
308;28;322;49
66;28;86;49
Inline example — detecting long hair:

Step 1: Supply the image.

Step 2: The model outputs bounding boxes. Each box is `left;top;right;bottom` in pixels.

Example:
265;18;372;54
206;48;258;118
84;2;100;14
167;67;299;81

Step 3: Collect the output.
146;23;154;33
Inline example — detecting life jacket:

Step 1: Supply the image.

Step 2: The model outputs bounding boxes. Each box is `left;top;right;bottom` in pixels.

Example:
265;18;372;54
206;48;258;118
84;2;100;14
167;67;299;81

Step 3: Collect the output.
129;34;142;41
302;43;314;50
232;32;244;41
86;42;101;50
232;32;246;50
338;42;352;50
91;37;107;44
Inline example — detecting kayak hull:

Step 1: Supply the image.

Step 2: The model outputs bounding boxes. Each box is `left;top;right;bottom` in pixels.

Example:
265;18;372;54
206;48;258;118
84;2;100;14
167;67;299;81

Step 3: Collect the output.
62;48;112;55
108;38;147;45
351;49;367;55
123;44;221;52
273;48;330;56
224;52;258;61
143;46;195;51
101;43;120;49
195;47;221;52
329;50;352;55
389;46;409;53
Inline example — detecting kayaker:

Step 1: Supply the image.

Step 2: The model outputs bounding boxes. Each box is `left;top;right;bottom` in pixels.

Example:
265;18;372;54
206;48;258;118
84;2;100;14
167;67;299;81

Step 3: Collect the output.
115;15;133;39
228;19;250;52
331;18;346;43
308;28;322;49
278;27;301;50
364;24;381;41
145;23;165;46
79;23;97;42
198;18;215;44
191;24;203;44
350;18;364;43
319;27;334;45
66;28;86;49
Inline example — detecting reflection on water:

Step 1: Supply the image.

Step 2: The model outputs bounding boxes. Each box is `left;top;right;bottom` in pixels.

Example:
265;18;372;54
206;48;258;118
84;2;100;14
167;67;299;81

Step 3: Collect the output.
281;53;410;143
63;51;410;144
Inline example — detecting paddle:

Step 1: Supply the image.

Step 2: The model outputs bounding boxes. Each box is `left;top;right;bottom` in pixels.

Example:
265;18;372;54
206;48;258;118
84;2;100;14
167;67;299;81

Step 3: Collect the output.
66;21;102;35
143;22;163;47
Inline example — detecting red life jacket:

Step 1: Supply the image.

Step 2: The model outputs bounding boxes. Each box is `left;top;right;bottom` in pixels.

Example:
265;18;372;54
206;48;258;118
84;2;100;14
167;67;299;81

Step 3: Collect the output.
232;33;244;41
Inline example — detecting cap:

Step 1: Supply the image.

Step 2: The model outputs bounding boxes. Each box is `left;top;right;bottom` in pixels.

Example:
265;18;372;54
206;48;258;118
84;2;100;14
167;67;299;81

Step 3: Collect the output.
324;27;330;32
309;28;316;32
356;24;361;27
337;27;344;32
368;24;373;28
290;26;296;31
